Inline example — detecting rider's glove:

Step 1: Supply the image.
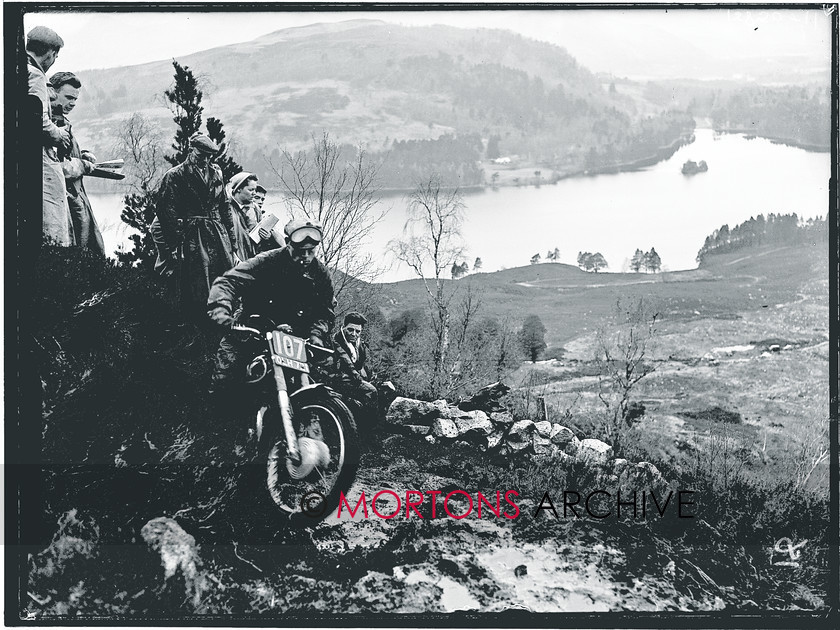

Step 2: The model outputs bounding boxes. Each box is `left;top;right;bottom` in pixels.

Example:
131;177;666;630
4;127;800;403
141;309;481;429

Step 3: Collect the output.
308;334;326;349
277;323;294;334
208;306;234;327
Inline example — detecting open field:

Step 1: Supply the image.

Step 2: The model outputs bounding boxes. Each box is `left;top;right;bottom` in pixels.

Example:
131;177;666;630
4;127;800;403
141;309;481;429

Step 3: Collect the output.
382;242;829;486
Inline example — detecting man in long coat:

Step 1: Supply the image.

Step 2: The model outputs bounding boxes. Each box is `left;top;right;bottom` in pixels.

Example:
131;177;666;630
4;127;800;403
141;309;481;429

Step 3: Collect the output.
26;26;73;246
49;71;105;256
155;134;238;322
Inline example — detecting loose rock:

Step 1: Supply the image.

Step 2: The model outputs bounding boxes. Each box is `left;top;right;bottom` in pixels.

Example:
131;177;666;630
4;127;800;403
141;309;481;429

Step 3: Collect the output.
534;421;552;438
549;424;576;445
508;420;535;442
431;418;459;439
532;433;552;455
489;411;515;428
386;397;443;426
141;517;207;609
451;410;494;437
577;439;613;465
564;435;581;456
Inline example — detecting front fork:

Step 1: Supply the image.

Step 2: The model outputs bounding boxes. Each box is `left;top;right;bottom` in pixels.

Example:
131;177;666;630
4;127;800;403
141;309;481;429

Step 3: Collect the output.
270;357;313;466
271;362;300;465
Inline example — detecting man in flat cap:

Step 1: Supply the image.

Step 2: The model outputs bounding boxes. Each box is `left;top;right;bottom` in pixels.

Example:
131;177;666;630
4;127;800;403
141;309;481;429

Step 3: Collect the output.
26;26;74;246
49;71;105;256
155;133;239;322
207;218;335;388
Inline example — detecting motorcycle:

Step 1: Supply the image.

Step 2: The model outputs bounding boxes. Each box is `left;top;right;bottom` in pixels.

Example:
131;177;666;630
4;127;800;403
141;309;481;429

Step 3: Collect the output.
230;316;359;527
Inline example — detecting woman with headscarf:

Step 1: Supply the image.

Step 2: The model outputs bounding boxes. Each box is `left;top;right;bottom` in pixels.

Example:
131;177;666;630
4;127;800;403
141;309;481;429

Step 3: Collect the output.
227;171;259;261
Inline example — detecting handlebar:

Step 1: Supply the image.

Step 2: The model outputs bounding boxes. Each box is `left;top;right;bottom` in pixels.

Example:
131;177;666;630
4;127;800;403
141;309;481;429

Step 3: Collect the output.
230;324;334;355
307;342;334;356
230;324;261;335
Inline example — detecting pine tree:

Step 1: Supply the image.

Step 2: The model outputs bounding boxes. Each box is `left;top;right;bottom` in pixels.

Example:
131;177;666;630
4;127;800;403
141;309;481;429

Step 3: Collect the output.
164;61;204;166
644;247;662;273
630;248;645;272
206;116;243;181
117;61;241;267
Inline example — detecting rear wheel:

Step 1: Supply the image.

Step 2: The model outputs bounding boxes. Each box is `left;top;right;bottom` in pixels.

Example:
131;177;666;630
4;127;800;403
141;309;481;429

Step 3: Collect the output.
265;394;359;526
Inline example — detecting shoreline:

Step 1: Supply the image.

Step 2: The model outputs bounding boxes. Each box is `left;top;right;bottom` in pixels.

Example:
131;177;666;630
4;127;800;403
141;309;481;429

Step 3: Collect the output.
714;128;829;153
374;131;698;196
564;133;695;179
86;132;699;197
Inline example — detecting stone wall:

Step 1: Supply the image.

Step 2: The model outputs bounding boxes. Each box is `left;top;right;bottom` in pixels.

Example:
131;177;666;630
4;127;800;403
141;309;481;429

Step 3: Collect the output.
384;383;668;492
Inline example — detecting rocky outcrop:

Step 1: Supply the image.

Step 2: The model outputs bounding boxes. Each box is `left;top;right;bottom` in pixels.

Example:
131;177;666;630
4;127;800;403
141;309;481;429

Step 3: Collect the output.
141;517;208;609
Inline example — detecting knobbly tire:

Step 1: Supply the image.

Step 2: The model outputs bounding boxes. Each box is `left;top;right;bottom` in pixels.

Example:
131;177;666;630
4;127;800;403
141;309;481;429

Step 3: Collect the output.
264;392;359;528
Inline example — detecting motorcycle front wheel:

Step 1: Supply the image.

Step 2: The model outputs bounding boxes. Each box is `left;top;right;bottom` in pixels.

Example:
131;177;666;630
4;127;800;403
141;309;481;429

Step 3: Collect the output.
264;393;359;527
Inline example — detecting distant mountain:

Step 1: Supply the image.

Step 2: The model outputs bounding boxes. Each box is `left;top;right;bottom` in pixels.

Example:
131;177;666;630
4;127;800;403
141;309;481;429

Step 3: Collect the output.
70;20;695;187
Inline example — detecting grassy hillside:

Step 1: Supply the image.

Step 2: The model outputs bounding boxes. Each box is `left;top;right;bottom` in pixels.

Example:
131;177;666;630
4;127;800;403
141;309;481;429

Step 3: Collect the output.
377;242;826;349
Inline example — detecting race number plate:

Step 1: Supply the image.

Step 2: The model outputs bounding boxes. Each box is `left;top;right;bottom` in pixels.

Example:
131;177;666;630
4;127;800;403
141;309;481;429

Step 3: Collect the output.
269;331;309;373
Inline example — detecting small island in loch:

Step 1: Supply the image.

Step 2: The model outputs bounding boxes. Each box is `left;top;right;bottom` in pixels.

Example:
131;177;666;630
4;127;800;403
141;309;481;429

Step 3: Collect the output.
681;159;708;175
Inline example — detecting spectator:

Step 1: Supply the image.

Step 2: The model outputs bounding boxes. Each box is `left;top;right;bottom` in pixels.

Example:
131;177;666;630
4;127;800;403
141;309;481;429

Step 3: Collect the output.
155;133;238;322
248;182;284;252
49;71;105;256
252;184;266;218
26;26;73;246
331;311;379;425
227;171;259;260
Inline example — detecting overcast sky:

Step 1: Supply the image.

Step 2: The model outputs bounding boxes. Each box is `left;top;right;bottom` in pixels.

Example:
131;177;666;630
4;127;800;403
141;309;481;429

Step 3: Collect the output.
23;7;832;80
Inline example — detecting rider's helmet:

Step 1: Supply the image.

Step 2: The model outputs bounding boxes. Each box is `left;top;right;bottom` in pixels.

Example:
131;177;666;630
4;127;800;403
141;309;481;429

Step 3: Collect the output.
284;219;323;249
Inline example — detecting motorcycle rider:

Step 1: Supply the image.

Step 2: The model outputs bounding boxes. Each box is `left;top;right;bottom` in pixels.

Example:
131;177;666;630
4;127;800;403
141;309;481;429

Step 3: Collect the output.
207;218;335;388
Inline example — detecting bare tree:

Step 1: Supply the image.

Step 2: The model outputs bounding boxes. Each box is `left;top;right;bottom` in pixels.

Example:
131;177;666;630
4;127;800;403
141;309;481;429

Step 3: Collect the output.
791;422;829;490
391;175;467;397
114;113;166;195
595;298;659;451
113;113;168;267
268;132;385;299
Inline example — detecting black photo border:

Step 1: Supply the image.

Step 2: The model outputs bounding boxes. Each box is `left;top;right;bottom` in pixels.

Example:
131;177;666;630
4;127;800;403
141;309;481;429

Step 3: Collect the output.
4;2;839;627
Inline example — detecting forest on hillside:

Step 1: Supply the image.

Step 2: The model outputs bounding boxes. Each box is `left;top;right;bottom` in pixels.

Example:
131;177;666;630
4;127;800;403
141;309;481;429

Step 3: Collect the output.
644;81;830;150
696;213;828;264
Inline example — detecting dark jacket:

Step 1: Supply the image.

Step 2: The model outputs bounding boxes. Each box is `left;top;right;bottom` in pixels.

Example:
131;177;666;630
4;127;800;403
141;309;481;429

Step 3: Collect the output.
332;328;371;387
156;160;237;317
156;161;236;253
208;246;335;342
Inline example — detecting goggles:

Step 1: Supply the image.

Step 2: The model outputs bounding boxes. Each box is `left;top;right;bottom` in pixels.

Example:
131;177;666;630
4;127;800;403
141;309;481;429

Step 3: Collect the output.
288;227;322;246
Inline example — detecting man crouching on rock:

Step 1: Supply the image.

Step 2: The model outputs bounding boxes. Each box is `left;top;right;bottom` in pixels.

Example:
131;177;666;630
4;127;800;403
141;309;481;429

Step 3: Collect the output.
331;312;378;419
206;219;335;395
